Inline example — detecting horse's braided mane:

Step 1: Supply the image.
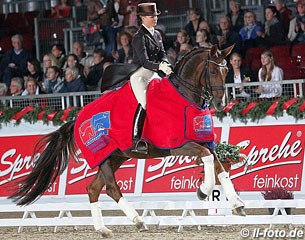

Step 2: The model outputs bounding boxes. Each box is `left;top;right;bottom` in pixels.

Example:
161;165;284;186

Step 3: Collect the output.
174;47;210;72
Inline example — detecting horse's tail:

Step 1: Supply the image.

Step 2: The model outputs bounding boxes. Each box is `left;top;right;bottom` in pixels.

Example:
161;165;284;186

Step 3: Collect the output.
8;120;77;206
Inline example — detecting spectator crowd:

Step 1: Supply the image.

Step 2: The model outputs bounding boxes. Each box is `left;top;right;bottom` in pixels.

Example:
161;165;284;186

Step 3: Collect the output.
0;0;304;102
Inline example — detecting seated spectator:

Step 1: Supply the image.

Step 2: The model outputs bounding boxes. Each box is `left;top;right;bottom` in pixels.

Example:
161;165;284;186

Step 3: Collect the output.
47;66;65;93
84;48;106;90
288;0;305;44
22;77;40;96
226;0;245;33
112;31;133;63
62;66;86;92
274;0;293;35
0;34;32;87
215;16;242;54
239;11;263;50
9;77;24;96
24;59;44;93
196;29;213;48
50;43;66;69
72;41;91;65
51;0;72;18
256;6;287;48
0;83;8;96
199;20;218;44
255;50;283;99
226;52;256;99
42;53;57;92
63;53;85;77
184;8;204;46
173;29;190;54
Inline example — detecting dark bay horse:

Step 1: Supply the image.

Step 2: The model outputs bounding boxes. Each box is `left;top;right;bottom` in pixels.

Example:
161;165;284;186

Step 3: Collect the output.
9;45;245;238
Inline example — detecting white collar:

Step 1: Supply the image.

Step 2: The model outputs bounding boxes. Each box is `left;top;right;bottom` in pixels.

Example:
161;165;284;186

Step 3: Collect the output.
142;24;154;35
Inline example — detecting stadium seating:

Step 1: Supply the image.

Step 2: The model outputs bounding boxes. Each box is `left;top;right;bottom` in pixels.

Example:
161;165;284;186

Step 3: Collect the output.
270;45;291;59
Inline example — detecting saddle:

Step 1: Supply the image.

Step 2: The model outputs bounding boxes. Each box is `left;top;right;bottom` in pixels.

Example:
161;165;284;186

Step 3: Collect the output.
101;63;139;92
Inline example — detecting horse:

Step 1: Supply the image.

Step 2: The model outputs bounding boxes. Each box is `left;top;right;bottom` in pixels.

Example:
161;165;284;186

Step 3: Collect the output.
9;45;245;238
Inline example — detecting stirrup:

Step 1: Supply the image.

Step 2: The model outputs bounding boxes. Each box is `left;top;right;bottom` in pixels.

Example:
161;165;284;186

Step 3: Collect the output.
131;140;148;154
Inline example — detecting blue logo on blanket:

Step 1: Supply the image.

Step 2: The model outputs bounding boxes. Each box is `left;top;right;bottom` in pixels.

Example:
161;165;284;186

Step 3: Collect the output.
79;112;111;153
193;115;212;134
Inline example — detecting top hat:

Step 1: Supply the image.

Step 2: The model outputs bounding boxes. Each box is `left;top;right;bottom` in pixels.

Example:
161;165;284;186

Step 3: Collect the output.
137;3;161;16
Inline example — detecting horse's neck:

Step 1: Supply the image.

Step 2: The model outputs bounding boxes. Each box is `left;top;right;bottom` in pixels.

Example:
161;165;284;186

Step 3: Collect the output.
170;74;200;105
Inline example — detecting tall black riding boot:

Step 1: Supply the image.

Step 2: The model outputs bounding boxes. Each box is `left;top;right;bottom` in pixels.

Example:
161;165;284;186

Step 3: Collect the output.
131;104;148;154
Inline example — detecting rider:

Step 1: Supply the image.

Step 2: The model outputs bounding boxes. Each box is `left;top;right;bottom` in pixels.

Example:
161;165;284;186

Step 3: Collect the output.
130;3;172;154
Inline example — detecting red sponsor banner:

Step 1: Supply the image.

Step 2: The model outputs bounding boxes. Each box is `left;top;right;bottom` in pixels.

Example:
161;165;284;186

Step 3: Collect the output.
65;154;137;194
142;127;222;193
229;125;305;191
0;135;59;197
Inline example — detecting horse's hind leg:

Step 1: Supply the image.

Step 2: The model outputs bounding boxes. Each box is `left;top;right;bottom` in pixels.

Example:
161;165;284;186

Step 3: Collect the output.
99;157;147;231
87;167;115;238
86;157;126;238
214;153;246;216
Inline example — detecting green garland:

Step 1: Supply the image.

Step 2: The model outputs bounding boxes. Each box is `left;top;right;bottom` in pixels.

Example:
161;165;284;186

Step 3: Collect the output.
215;97;305;123
0;97;304;128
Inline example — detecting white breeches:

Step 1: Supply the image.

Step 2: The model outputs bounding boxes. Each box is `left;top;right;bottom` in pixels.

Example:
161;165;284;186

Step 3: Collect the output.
130;67;155;110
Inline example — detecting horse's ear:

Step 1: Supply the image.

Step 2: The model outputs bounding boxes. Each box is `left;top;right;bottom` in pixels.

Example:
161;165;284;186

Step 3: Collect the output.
221;44;235;58
210;44;218;57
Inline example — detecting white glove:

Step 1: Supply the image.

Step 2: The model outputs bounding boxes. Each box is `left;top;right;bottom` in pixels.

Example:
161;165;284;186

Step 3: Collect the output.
158;61;172;75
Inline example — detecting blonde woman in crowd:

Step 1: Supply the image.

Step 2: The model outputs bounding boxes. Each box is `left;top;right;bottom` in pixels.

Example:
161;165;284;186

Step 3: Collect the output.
22;77;40;96
196;29;213;48
255;50;283;99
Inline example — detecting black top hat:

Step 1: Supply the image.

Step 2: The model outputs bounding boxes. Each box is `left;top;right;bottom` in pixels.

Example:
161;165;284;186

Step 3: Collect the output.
137;3;161;16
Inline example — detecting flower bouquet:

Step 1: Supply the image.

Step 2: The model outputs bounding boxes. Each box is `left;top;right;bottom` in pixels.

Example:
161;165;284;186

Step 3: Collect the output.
215;142;247;166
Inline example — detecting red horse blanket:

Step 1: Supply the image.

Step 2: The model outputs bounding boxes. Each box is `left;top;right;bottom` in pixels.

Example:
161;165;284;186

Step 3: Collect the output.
74;78;215;168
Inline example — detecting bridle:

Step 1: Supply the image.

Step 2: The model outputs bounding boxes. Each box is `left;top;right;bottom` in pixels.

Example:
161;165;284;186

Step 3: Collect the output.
171;52;227;106
201;56;228;102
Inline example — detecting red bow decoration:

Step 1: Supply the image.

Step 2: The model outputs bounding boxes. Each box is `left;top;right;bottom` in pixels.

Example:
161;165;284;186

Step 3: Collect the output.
38;110;46;120
60;107;75;121
241;102;258;115
283;98;299;110
266;101;278;115
47;112;57;121
224;100;239;113
11;106;34;121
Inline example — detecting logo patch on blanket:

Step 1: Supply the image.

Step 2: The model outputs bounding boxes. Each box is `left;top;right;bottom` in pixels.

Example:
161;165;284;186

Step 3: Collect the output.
79;112;110;152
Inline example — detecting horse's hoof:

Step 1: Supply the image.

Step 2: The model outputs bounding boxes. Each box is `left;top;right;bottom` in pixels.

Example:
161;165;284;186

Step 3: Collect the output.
232;206;246;217
135;218;148;232
98;226;113;238
196;188;208;200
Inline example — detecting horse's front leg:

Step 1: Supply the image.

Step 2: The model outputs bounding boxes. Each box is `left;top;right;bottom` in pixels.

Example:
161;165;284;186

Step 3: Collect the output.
99;158;147;231
214;153;246;216
170;142;216;200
